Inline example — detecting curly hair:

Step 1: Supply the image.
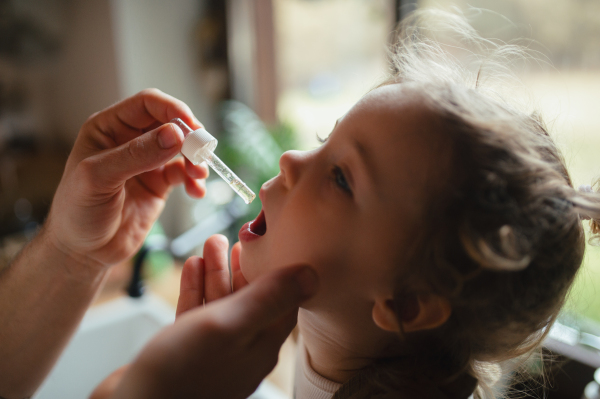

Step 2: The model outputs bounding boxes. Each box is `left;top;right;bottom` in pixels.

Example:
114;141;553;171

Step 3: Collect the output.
373;8;600;399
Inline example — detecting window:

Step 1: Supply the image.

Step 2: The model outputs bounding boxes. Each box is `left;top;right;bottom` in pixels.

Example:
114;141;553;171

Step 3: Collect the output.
273;0;395;149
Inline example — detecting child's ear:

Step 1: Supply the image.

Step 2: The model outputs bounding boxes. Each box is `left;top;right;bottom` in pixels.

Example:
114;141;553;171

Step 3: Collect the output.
372;294;451;333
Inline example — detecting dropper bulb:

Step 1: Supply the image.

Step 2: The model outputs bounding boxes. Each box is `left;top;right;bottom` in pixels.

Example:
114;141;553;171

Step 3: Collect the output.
171;118;255;204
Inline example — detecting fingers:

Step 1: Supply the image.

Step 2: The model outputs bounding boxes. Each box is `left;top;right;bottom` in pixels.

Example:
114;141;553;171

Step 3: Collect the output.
183;176;207;199
180;159;209;198
78;89;210;194
138;157;208;199
203;235;231;303
185;157;209;180
84;123;184;189
230;242;248;292
93;88;202;146
176;256;204;318
224;265;319;336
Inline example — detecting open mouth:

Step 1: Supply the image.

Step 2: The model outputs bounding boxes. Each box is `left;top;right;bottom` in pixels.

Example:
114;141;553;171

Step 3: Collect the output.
249;210;267;236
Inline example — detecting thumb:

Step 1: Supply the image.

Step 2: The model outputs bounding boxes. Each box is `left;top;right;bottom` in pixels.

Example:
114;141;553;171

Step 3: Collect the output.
223;265;319;335
91;123;184;187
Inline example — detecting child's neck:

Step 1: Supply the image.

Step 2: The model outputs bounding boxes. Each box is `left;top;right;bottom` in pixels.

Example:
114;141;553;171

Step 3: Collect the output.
297;306;401;384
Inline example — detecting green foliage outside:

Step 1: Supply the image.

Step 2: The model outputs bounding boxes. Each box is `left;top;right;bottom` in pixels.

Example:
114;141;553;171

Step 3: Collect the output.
217;101;298;240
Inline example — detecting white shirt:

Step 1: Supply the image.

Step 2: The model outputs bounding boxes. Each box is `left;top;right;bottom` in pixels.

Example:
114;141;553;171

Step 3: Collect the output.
293;336;342;399
293;336;477;399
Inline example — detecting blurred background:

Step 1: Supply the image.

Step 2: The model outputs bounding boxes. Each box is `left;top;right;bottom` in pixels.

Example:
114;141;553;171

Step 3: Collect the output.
1;0;600;397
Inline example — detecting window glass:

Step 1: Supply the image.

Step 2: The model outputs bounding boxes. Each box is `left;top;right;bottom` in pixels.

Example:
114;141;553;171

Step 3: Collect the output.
273;0;395;149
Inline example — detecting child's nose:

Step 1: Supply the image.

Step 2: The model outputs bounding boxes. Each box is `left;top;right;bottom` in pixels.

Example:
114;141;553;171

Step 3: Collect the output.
279;150;304;189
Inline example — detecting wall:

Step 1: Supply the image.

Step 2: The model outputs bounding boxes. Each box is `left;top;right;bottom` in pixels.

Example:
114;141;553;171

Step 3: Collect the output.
110;0;214;130
49;0;121;142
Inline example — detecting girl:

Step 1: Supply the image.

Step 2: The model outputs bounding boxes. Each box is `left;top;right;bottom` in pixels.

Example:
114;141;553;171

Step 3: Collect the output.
184;9;600;399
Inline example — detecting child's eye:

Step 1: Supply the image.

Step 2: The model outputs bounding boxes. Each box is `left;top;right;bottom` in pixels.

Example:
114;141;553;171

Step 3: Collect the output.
332;165;352;195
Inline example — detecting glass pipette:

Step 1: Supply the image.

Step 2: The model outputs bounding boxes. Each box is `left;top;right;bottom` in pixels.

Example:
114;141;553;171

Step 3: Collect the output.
171;118;256;204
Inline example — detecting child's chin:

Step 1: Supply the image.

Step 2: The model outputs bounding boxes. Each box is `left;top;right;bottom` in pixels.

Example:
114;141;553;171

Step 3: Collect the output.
239;257;265;283
239;253;294;283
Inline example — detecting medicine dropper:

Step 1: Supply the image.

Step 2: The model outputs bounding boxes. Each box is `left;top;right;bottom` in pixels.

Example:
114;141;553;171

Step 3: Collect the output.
171;118;256;204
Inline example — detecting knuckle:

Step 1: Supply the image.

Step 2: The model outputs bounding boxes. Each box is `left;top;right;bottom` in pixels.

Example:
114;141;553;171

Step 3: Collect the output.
126;137;145;161
84;111;101;125
78;157;100;182
75;156;111;193
138;88;162;98
182;103;194;117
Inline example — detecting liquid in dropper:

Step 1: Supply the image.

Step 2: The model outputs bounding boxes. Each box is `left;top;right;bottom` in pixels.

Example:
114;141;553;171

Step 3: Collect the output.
171;118;256;204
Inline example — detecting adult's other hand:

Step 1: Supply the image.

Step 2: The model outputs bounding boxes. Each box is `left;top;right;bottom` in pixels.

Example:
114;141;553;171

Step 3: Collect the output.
93;234;238;399
111;264;318;399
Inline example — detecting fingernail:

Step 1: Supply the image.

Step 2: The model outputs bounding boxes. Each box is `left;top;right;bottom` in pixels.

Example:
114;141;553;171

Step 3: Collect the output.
295;267;319;298
158;125;183;149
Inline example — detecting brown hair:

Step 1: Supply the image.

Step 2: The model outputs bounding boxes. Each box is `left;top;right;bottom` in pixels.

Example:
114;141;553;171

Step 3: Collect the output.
374;8;600;399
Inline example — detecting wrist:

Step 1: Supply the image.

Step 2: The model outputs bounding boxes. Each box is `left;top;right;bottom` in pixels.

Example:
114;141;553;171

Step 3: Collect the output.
38;223;108;284
0;222;110;395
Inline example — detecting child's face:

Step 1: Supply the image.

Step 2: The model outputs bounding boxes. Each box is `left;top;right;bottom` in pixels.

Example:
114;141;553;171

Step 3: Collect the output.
239;84;440;311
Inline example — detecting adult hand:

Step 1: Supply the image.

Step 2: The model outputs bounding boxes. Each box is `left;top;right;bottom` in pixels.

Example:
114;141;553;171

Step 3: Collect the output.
111;263;318;399
46;88;209;272
92;234;238;399
0;89;208;398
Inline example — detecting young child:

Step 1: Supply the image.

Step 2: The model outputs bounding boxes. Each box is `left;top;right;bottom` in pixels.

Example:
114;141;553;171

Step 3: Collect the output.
186;9;599;399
